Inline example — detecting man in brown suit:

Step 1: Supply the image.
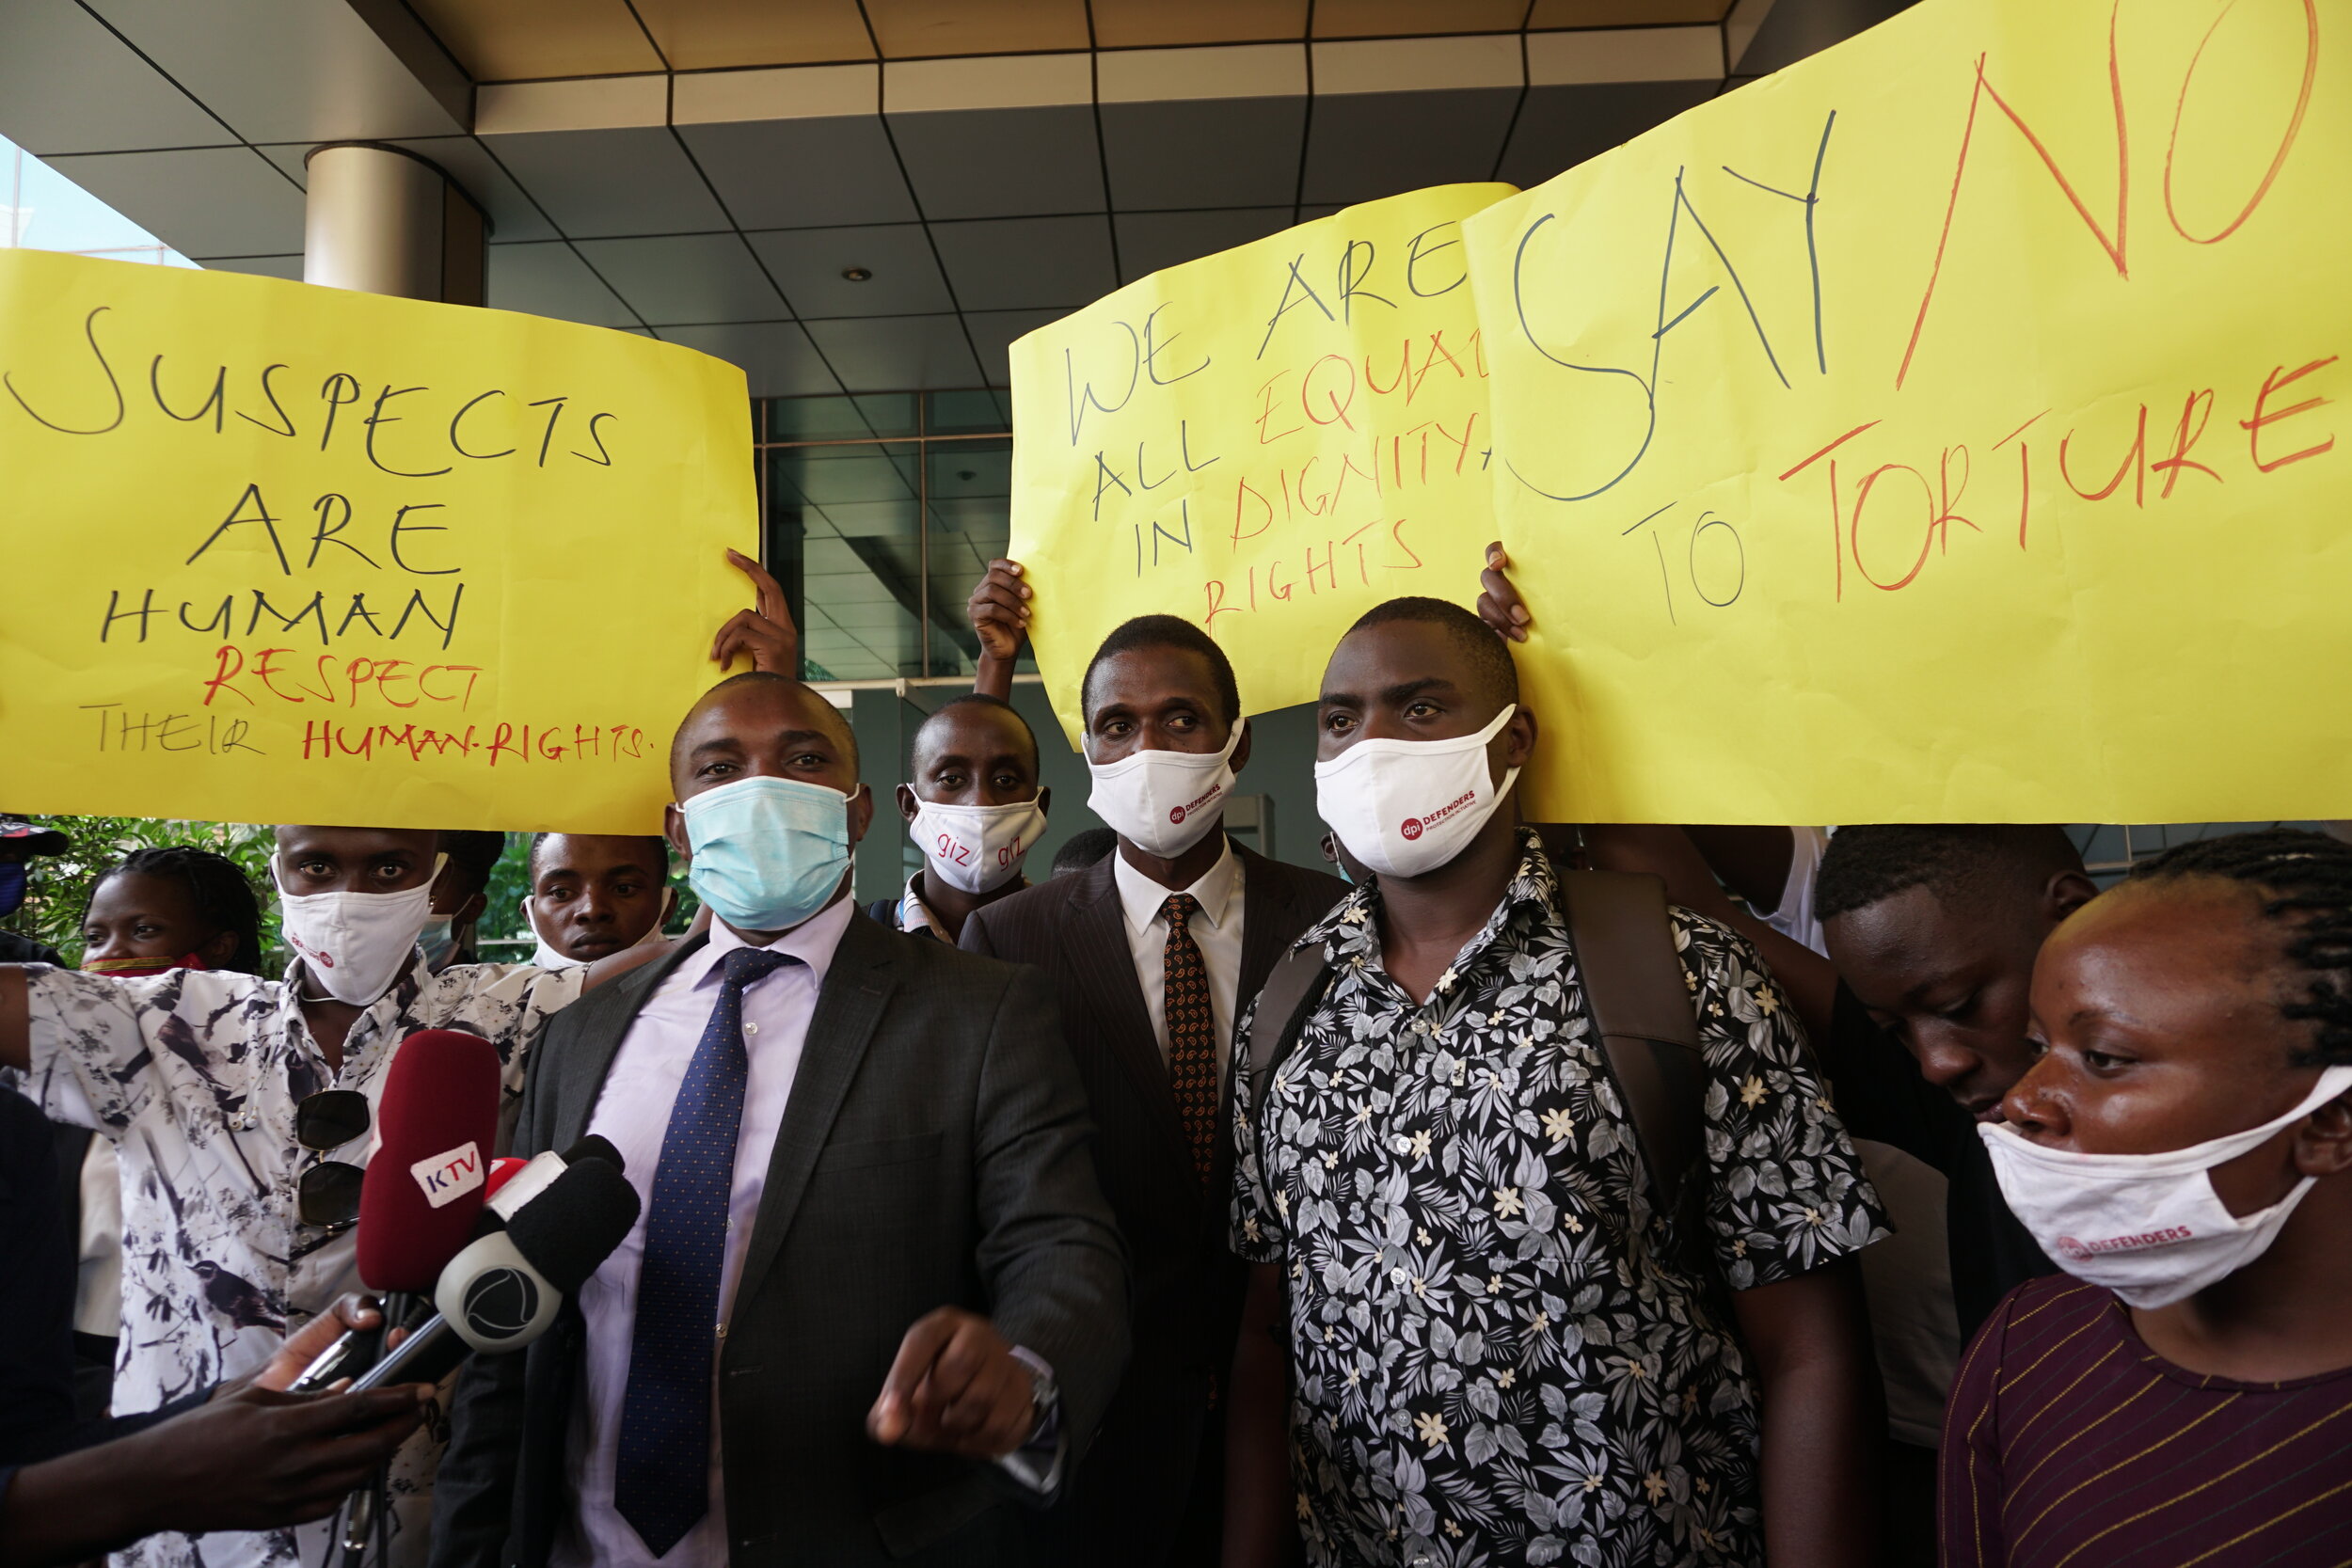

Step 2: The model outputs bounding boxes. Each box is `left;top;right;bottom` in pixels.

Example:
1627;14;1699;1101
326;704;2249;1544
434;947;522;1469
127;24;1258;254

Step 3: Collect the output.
961;571;1345;1568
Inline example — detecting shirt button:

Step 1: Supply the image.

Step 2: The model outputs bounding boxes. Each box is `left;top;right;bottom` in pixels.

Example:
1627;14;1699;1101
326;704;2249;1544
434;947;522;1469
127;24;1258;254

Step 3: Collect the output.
744;1022;759;1036
1392;1136;1412;1155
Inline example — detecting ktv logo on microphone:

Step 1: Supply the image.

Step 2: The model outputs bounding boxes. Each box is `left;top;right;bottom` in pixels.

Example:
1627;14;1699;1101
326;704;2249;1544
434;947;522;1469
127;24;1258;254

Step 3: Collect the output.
411;1141;485;1208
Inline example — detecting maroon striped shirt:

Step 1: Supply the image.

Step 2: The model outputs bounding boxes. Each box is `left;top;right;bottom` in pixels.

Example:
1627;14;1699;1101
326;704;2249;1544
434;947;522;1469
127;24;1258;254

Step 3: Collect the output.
1943;1275;2352;1567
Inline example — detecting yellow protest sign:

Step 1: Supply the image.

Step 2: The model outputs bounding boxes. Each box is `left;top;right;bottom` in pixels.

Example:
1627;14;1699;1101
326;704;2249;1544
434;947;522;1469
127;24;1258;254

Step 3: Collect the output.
1470;0;2346;823
0;251;755;833
1010;185;1512;741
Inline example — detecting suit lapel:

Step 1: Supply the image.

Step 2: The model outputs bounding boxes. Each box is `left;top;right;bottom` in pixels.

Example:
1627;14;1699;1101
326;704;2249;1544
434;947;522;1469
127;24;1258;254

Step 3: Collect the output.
1064;857;1197;1177
734;913;898;1308
551;936;707;1151
1234;846;1299;1007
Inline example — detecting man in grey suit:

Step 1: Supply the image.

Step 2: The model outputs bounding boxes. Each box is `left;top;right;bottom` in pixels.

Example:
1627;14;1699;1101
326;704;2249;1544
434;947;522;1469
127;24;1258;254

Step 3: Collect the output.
430;671;1128;1568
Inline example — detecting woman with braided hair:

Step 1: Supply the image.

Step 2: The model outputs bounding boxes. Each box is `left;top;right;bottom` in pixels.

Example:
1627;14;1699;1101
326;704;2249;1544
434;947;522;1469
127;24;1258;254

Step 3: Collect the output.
80;845;264;977
1942;827;2352;1567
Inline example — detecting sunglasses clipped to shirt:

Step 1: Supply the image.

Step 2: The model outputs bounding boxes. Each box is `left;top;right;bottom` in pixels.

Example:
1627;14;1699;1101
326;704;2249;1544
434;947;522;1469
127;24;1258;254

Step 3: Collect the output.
294;1089;373;1228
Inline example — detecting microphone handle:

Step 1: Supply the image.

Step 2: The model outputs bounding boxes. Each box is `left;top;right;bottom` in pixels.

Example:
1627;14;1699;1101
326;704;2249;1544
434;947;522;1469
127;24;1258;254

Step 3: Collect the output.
344;1312;468;1394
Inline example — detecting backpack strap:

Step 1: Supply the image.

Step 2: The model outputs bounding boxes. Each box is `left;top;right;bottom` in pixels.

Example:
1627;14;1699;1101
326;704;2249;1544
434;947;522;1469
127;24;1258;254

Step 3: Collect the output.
1245;943;1337;1122
1556;868;1708;1215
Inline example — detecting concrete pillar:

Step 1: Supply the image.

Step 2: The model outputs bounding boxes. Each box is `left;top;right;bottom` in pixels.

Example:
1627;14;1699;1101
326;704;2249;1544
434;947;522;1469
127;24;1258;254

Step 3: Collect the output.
301;143;485;306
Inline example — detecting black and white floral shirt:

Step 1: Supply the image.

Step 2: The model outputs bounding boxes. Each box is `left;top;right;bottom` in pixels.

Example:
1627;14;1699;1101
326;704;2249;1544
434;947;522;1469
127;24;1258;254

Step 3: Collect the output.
21;955;584;1568
1231;832;1886;1568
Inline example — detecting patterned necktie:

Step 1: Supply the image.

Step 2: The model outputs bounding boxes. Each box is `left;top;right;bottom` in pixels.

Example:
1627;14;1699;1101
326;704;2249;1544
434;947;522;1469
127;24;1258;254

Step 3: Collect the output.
1162;894;1218;1184
614;944;798;1559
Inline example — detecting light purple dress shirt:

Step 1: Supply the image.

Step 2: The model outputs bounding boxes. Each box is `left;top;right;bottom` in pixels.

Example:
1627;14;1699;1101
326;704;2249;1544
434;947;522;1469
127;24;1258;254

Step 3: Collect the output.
549;895;1058;1568
551;897;852;1568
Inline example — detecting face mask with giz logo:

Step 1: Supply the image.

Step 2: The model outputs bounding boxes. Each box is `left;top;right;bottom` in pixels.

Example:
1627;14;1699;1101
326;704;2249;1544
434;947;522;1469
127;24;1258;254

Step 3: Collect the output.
910;795;1046;895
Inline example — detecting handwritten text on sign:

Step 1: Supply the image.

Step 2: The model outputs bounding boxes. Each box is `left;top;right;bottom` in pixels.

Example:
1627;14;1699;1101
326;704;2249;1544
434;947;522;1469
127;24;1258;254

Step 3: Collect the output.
1469;0;2346;824
1009;185;1510;741
0;251;756;832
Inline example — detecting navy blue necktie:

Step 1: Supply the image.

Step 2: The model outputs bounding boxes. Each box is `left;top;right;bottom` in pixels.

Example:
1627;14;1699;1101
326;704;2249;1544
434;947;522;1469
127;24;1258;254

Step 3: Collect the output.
615;944;798;1559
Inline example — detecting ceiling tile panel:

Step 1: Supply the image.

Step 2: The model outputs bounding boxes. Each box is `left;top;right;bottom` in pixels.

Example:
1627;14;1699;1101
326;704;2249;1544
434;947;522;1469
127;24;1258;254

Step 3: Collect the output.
886;105;1104;220
1114;208;1294;284
961;308;1069;387
1312;0;1530;37
44;147;303;257
660;321;846;398
930;214;1115;312
1101;98;1306;210
1090;0;1309;47
1301;87;1521;206
1524;25;1723;83
748;224;952;317
634;0;875;70
803;314;984;391
486;240;640;327
404;0;661;81
863;0;1089;59
0;1;232;155
573;232;788;324
678;118;918;230
481;128;732;236
1530;0;1731;24
84;0;463;144
1499;78;1716;186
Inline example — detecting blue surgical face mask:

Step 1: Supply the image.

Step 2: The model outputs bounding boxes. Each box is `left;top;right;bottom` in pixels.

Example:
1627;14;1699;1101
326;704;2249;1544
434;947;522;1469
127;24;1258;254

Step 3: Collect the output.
680;775;857;933
418;915;458;973
0;862;24;918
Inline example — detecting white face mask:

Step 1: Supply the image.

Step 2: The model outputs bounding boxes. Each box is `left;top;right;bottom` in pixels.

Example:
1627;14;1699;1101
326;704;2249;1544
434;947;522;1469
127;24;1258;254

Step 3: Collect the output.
1314;704;1520;879
910;795;1046;895
1981;1064;2352;1308
523;887;676;970
275;853;445;1006
1086;721;1244;860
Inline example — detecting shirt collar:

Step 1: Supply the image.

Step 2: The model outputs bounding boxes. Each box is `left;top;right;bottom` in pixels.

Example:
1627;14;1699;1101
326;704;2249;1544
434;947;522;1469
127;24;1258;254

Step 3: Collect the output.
686;890;857;989
1305;826;1557;970
1114;836;1241;936
898;873;951;942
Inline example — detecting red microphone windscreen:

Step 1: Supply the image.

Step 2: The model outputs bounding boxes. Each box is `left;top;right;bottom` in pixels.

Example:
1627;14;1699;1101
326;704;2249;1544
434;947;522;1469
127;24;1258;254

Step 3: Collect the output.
357;1029;502;1292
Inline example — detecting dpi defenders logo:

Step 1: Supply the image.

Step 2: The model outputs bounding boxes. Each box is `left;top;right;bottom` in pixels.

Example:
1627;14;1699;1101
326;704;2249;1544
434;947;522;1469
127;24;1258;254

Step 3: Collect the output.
1400;787;1479;843
1168;779;1226;826
2054;1225;2193;1261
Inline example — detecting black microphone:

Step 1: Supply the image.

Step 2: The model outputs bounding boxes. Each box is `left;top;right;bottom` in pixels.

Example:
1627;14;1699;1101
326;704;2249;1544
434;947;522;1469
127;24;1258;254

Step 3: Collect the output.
343;1157;639;1394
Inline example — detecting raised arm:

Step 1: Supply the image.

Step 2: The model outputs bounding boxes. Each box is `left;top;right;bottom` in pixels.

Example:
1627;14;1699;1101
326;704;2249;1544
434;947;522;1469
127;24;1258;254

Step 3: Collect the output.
966;559;1029;702
711;548;799;676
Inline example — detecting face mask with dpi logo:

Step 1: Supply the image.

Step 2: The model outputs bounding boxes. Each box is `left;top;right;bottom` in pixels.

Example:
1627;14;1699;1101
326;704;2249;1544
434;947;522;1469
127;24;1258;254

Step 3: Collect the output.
1086;722;1243;860
1314;704;1520;880
275;853;445;1006
1980;1064;2352;1308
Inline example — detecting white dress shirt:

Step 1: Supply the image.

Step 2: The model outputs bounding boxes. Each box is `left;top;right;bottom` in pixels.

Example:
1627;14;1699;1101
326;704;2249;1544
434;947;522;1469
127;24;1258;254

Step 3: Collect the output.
553;897;854;1568
1113;838;1248;1086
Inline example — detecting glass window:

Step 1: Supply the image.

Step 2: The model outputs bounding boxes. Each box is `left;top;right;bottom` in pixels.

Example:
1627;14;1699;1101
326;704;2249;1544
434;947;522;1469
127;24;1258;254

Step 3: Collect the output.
2;135;196;266
756;393;1025;682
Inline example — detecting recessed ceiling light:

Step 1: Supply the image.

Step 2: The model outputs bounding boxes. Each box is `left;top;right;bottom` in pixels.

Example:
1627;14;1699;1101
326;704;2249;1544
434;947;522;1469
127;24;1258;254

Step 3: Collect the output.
841;266;872;281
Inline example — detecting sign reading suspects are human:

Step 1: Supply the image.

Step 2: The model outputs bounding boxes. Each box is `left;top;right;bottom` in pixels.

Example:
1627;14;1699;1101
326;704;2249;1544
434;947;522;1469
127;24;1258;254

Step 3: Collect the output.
1469;0;2347;824
1009;185;1509;742
0;251;756;832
